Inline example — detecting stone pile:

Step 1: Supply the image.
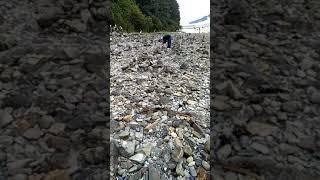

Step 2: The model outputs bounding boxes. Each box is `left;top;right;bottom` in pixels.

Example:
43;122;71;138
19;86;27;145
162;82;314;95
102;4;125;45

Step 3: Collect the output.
0;0;108;179
110;32;210;179
211;0;320;179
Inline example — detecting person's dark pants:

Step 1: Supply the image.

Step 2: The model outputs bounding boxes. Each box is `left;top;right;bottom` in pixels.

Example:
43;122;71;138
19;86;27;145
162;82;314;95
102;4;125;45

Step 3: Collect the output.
167;36;172;48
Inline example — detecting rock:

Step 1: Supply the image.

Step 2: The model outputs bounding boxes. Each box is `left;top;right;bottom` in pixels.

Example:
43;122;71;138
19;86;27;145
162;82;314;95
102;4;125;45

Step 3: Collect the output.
0;150;6;162
197;167;208;180
176;162;184;176
65;19;87;33
129;153;146;164
0;135;13;146
119;130;130;139
128;165;138;173
201;161;210;170
46;135;70;151
204;139;210;152
120;141;135;157
10;174;27;180
23;126;43;140
188;161;196;166
281;101;301;113
224;172;238;180
189;166;197;177
172;146;184;162
144;121;158;132
310;91;320;104
297;136;317;151
184;144;193;156
14;119;32;133
226;81;243;99
213;99;230;111
122;115;133;122
37;115;54;129
217;144;232;159
36;7;63;28
48;123;65;135
187;156;194;163
148;165;161;180
246;121;277;136
0;108;13;128
7;159;32;171
44;170;71;180
251;142;270;154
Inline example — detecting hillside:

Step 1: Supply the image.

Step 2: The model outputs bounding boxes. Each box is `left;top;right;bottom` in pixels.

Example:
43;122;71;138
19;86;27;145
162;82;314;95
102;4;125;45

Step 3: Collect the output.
111;0;180;32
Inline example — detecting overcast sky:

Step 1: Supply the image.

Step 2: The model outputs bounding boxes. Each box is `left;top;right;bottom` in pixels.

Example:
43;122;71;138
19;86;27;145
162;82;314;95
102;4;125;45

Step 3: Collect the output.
176;0;210;26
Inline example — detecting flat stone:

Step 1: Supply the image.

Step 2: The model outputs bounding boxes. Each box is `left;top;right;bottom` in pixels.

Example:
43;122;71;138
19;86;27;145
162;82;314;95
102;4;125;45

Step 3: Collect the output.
48;123;65;135
310;91;320;104
44;170;71;180
0;135;13;146
9;174;27;180
217;144;232;160
281;101;301;113
213;99;230;111
225;172;238;180
246;121;277;136
187;156;194;163
7;159;33;171
189;166;197;177
120;141;135;157
0;108;13;128
129;153;146;164
251;142;270;154
23;126;43;140
119;130;130;139
176;162;184;176
226;81;243;99
202;161;210;170
37;115;54;129
172;146;184;162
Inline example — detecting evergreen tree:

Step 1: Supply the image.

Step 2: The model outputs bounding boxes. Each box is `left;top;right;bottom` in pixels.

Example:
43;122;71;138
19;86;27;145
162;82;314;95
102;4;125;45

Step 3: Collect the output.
111;0;180;32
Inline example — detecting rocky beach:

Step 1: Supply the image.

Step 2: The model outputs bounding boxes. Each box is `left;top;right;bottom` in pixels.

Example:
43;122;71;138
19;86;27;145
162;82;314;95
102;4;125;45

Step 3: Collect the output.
110;32;210;179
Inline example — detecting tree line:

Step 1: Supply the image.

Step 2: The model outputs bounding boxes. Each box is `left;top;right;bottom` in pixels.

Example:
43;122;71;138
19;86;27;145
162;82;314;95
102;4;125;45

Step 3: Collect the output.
111;0;180;32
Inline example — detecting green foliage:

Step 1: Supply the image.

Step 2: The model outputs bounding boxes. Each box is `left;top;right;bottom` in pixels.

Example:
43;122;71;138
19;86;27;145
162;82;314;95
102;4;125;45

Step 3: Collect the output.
111;0;180;32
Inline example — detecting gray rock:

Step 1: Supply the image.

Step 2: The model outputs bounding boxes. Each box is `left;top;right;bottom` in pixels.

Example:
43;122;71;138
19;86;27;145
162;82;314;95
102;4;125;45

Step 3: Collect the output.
7;159;32;171
189;166;197;177
224;172;238;180
0;135;13;146
226;80;243;99
9;174;27;180
172;146;184;162
23;126;43;140
176;162;184;176
246;121;277;136
148;165;161;180
213;99;230;111
217;144;232;159
202;160;210;170
281;101;301;113
0;108;13;128
120;141;136;157
310;91;320;104
119;130;130;139
65;19;87;32
129;153;146;164
251;142;270;154
48;123;65;135
37;115;54;129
